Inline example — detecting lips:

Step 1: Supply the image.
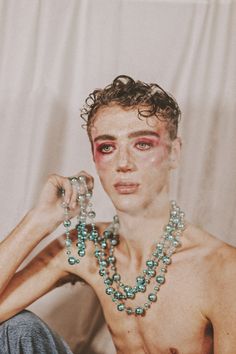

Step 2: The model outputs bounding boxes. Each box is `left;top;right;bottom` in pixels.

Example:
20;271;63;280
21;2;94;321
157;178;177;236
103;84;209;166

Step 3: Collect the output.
114;182;139;194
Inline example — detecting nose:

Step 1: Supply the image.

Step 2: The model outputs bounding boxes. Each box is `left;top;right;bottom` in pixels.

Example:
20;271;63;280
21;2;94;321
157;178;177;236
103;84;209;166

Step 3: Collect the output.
116;146;135;172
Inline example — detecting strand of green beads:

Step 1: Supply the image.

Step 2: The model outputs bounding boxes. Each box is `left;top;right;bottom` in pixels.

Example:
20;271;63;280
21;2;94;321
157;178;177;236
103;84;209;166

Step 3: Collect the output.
61;198;80;266
100;202;185;316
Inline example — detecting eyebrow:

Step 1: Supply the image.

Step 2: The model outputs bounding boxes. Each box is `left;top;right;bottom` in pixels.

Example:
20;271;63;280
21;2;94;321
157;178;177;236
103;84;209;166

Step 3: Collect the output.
93;130;160;143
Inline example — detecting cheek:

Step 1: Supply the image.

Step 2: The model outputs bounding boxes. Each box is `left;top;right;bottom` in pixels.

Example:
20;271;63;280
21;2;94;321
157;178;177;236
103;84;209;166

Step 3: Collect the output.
93;150;104;166
93;151;114;176
138;145;170;168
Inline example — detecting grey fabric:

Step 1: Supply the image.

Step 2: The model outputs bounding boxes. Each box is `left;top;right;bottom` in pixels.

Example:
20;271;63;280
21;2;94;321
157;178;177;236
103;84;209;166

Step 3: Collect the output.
0;310;73;354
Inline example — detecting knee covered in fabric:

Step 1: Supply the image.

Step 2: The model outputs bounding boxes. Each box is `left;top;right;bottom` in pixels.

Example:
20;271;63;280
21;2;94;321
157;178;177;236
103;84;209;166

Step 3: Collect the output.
4;310;47;336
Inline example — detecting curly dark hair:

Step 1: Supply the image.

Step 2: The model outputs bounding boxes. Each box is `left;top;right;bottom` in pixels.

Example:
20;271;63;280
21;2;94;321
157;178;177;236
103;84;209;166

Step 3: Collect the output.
81;75;181;141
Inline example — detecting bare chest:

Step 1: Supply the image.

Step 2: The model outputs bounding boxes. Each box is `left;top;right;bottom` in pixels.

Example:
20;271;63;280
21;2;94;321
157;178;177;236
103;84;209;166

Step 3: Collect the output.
99;287;211;353
83;261;213;354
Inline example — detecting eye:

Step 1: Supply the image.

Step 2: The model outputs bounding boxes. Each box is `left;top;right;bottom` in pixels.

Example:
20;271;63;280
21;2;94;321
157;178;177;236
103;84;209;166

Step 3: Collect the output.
135;141;153;150
97;144;115;154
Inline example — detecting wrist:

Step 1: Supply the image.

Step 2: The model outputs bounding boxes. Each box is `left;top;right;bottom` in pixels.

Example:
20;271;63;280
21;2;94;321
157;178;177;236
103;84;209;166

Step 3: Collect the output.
27;207;62;236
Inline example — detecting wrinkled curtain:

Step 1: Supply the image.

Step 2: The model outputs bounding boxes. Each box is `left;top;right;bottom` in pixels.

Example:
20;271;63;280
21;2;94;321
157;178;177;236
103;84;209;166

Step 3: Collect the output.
0;0;235;352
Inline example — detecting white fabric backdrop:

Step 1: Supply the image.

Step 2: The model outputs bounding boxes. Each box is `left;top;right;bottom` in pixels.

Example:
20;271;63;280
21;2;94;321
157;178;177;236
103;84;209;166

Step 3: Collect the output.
0;0;235;352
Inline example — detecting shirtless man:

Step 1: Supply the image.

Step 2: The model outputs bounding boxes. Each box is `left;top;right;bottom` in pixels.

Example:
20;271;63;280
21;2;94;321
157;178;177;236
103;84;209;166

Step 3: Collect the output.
0;75;235;354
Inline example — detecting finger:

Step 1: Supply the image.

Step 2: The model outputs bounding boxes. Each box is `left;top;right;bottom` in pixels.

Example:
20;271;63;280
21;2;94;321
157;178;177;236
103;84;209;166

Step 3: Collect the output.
78;171;94;191
70;181;80;209
60;177;73;205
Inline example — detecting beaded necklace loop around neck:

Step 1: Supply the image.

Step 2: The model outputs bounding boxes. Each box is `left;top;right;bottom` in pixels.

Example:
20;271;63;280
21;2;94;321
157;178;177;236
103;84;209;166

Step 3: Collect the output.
61;176;185;316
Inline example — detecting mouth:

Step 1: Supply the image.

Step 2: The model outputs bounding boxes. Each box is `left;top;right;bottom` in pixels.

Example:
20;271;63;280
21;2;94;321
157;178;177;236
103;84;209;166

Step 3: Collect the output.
114;182;139;194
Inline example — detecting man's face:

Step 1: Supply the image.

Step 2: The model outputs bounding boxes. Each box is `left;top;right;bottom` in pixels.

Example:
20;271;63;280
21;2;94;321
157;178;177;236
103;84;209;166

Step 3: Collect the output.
90;105;180;214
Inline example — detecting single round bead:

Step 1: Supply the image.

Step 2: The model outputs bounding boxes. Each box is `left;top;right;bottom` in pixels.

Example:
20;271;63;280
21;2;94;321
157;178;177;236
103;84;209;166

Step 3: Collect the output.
113;273;121;282
173;240;181;247
111;239;118;246
70;177;78;184
104;278;113;285
162;256;171;265
108;256;115;264
76;241;85;249
144;303;151;309
68;256;77;265
136;276;146;285
65;239;72;247
127;291;135;299
148;293;157;302
88;211;96;219
114;291;123;299
126;307;133;315
146;269;156;277
99;260;108;267
94;250;101;258
78;195;85;202
106;287;115;295
99;269;106;276
156;243;163;250
101;241;107;249
117;303;125;311
137;285;146;293
63;220;71;227
86;191;92;199
124;286;132;293
135;307;145;316
178;223;185;230
104;230;112;238
156;275;165;284
113;215;119;222
78;175;86;182
146;260;155;268
78;250;85;257
173;218;179;224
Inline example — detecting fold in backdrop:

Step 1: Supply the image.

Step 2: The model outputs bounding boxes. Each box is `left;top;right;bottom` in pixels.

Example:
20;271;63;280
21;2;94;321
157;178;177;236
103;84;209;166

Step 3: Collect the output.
0;0;235;352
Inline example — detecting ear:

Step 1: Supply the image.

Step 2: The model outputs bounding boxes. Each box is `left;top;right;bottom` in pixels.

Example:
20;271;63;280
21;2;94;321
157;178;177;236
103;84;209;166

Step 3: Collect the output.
169;137;182;169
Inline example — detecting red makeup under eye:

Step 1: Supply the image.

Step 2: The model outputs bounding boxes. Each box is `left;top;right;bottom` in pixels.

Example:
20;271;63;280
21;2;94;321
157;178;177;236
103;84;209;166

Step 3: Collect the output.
95;142;115;154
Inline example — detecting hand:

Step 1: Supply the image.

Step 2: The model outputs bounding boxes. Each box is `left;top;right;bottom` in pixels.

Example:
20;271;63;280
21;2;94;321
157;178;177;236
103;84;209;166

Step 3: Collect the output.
32;171;94;231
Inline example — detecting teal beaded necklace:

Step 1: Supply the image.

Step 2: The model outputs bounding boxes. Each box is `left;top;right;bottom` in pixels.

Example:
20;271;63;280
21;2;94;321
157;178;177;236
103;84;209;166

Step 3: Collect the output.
62;176;185;316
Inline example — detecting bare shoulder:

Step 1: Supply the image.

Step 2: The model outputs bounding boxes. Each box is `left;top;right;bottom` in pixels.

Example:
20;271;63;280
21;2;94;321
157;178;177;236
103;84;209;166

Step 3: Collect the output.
185;222;236;264
183;223;236;287
186;223;236;312
188;225;236;341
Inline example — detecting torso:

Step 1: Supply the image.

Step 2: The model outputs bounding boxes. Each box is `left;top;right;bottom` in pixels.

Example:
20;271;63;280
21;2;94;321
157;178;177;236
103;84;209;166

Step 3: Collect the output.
61;222;234;354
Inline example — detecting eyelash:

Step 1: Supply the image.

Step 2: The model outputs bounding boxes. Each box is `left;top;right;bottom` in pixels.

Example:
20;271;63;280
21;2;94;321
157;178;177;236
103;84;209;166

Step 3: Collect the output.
135;141;153;150
97;144;115;154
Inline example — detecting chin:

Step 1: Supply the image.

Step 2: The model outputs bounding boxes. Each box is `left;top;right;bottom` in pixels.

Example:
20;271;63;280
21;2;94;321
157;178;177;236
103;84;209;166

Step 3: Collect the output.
110;194;145;214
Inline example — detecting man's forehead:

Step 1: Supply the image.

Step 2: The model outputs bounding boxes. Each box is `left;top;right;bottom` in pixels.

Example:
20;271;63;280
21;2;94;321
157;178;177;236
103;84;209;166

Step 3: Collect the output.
91;105;168;138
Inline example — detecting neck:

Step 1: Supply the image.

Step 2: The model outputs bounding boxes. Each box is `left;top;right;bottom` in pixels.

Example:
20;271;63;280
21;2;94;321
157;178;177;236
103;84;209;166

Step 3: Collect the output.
115;194;171;265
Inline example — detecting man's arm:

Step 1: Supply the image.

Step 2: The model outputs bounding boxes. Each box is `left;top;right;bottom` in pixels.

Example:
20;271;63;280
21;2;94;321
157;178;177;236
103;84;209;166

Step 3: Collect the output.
0;234;72;323
0;172;93;323
208;246;236;353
